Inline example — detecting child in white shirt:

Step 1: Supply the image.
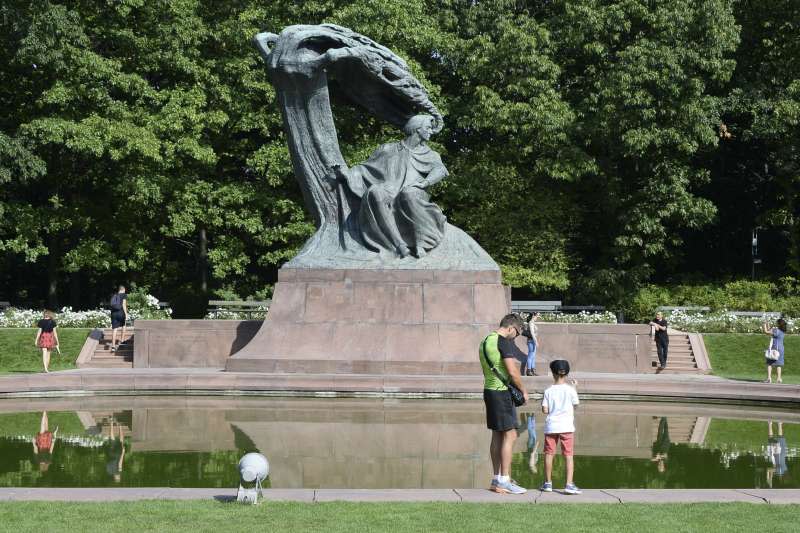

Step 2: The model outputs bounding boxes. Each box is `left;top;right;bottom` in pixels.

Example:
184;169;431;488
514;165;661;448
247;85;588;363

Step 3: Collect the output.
540;359;581;494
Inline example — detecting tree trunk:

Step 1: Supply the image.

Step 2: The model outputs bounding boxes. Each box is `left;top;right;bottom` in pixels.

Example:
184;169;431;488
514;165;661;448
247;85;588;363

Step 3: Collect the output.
198;227;208;295
47;233;59;310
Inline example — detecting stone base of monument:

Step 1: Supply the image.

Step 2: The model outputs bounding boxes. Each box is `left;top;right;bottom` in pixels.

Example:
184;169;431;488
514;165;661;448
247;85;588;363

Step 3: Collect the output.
224;268;509;374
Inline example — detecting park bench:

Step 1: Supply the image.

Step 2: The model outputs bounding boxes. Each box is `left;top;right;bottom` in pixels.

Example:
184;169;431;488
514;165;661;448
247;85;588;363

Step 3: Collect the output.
207;300;272;319
656;306;711;313
558;305;606;313
728;311;782;319
510;301;606;315
511;300;561;313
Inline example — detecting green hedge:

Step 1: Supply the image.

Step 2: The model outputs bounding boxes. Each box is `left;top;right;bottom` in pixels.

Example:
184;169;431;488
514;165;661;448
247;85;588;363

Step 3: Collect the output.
627;278;800;322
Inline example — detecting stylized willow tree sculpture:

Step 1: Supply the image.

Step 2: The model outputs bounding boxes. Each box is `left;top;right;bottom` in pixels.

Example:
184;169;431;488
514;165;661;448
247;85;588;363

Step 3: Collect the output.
255;24;496;270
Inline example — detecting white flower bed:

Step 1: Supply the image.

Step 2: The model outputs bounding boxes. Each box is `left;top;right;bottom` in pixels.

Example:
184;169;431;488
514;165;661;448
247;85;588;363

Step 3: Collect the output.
536;310;618;324
666;309;796;334
0;294;171;328
6;435;107;447
204;307;269;320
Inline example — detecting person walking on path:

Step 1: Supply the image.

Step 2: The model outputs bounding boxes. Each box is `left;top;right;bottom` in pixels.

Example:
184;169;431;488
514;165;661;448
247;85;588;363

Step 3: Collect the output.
762;318;787;383
649;311;669;373
525;312;540;376
109;286;128;352
480;313;528;495
540;359;581;494
34;310;59;373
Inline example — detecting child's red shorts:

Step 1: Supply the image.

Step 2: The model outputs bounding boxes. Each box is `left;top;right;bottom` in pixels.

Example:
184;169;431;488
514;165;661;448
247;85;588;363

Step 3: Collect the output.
543;432;575;456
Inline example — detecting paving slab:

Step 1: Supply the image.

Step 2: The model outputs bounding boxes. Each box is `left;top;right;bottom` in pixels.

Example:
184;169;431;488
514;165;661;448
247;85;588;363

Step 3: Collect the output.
27;373;82;391
0;488;797;503
1;488;166;501
1;368;798;404
735;489;800;504
603;489;765;504
454;489;535;503
314;489;461;502
535;489;620;503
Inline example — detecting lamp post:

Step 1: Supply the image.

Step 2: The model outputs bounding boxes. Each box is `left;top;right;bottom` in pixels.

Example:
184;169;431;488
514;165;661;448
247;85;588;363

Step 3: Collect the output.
751;228;762;281
237;453;269;504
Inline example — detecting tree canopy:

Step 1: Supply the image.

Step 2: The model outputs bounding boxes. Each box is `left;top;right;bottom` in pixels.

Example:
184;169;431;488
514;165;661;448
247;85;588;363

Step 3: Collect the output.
1;0;797;314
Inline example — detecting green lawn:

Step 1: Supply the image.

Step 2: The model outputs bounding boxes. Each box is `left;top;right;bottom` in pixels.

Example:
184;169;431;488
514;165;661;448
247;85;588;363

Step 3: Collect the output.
0;501;797;533
0;328;90;374
0;411;87;438
705;418;800;452
703;333;798;383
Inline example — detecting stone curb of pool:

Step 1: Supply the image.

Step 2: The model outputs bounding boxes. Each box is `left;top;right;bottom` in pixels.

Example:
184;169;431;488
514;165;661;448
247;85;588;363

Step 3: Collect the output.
1;370;799;405
0;488;799;504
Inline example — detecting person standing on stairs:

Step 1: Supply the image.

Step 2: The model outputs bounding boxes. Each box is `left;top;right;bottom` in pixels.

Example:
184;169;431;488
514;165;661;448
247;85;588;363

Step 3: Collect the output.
649;311;669;373
109;286;128;352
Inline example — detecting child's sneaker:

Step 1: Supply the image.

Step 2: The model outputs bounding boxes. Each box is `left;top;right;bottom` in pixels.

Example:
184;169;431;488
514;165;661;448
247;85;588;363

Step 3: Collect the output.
564;483;582;495
494;479;527;494
539;481;553;492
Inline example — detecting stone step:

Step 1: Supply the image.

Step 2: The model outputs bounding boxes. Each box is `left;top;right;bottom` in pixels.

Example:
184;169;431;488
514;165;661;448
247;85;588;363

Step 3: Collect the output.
95;346;133;353
91;354;132;361
83;359;133;368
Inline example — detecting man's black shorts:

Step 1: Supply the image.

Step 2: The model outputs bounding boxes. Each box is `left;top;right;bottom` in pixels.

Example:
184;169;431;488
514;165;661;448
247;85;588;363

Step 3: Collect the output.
483;389;518;431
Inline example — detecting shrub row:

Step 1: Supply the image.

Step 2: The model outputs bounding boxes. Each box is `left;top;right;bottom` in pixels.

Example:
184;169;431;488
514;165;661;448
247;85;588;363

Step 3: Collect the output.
626;278;800;323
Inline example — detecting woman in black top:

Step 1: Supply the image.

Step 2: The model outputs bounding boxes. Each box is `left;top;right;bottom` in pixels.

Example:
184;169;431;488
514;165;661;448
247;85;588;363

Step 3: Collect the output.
649;311;669;372
34;310;59;373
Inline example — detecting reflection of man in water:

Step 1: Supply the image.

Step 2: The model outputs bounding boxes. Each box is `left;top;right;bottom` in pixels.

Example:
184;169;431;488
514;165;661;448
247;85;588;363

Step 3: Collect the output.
766;419;788;487
105;418;126;483
651;417;670;473
32;411;58;472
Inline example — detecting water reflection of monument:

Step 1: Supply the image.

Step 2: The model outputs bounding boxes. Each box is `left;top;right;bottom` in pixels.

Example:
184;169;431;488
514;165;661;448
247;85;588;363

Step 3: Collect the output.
83;401;711;489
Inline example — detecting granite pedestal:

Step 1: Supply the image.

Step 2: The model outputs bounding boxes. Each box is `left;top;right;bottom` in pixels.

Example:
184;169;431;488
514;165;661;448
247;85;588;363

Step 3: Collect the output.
224;268;509;374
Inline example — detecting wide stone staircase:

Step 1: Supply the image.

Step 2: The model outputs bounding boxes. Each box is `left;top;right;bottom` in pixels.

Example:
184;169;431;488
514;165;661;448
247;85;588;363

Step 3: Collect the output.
650;415;710;445
76;328;134;369
650;333;704;373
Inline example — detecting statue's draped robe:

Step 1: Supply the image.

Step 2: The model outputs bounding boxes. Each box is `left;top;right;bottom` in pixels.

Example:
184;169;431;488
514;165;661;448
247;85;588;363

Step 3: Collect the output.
345;142;447;254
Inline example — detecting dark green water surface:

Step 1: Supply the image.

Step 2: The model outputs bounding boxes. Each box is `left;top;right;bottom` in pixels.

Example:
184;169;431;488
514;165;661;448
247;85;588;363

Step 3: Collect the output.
0;396;796;489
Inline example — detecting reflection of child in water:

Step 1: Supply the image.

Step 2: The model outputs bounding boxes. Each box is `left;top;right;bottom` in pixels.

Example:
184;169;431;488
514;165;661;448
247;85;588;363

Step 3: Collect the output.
651;417;670;473
766;420;788;487
32;411;58;472
105;419;126;483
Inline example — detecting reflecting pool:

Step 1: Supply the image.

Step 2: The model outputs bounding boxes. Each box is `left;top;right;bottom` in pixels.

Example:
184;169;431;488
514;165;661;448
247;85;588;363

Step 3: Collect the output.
0;396;797;489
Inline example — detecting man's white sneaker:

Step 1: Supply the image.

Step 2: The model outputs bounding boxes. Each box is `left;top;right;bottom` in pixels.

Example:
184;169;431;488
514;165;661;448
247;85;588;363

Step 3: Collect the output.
493;479;527;494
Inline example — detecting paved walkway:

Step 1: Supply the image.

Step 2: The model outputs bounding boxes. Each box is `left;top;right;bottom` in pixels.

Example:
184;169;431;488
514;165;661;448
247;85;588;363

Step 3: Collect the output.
0;488;798;504
1;368;798;404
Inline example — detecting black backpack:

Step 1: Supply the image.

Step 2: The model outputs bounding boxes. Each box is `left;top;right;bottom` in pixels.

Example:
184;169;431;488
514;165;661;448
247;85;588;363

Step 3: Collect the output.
110;293;123;311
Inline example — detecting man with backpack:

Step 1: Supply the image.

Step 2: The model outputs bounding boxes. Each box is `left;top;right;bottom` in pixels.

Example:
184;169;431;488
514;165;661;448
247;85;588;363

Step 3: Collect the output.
109;286;128;352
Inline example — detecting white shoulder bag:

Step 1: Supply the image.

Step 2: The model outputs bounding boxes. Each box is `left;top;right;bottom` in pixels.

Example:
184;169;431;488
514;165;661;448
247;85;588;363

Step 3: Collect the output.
765;337;780;361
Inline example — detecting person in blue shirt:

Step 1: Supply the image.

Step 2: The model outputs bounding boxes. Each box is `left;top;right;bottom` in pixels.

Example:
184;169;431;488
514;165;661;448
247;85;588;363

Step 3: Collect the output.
762;318;787;383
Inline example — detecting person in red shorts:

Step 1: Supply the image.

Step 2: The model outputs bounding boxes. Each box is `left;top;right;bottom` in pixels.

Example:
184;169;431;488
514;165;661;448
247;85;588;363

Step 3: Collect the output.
540;359;581;494
34;310;59;373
